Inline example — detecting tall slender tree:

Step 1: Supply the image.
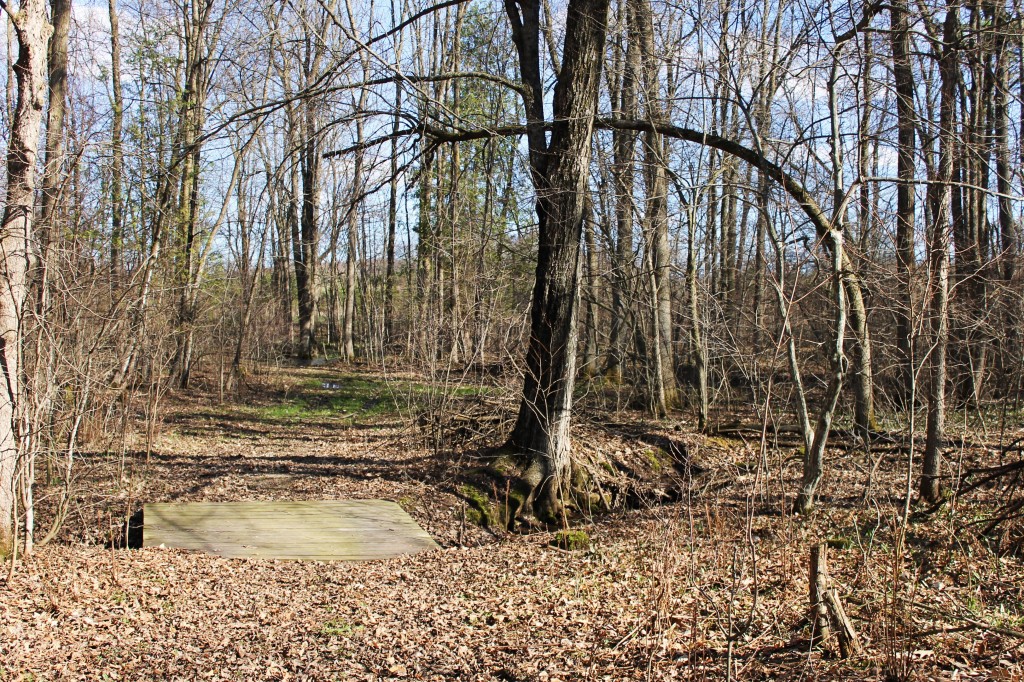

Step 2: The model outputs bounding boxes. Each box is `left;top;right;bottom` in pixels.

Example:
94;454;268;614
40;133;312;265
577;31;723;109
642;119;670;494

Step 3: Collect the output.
0;0;52;550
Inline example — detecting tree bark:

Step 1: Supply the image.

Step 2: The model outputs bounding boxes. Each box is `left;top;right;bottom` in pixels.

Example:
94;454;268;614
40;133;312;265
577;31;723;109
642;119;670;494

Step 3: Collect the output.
604;1;637;384
343;118;364;362
39;0;71;244
582;198;600;378
631;0;676;412
230;152;255;388
297;126;320;361
891;0;916;406
794;57;850;514
0;0;51;550
504;0;610;522
991;8;1017;387
384;81;401;347
794;229;847;513
994;40;1015;283
108;0;125;280
171;0;214;388
684;194;708;429
921;5;957;505
846;271;874;435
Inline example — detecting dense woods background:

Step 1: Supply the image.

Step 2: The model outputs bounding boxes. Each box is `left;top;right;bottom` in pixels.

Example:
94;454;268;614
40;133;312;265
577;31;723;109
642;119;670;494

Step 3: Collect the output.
0;0;1023;626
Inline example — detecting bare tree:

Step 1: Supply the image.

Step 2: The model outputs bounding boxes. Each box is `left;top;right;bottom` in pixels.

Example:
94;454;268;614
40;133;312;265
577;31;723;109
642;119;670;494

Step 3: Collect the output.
503;0;611;522
0;0;51;550
921;3;958;504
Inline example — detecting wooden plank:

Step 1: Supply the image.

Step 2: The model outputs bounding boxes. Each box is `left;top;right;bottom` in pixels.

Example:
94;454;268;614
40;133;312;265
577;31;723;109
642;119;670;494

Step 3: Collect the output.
143;500;438;561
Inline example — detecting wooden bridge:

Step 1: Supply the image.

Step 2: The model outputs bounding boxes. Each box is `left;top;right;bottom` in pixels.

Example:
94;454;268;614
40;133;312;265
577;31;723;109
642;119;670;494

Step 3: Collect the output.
143;499;438;561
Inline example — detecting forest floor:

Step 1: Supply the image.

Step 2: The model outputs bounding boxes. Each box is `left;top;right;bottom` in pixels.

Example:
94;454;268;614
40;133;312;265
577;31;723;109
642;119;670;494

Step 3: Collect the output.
2;363;1024;680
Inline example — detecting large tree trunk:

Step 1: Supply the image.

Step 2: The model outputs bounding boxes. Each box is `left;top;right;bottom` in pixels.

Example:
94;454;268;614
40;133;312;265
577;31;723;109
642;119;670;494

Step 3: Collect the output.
173;151;202;388
416;139;436;355
948;3;988;407
230;154;255;388
0;0;51;550
170;0;213;388
993;18;1015;282
581;198;600;378
383;0;404;349
272;176;295;343
343;50;371;362
845;271;874;435
24;0;70;553
504;0;610;522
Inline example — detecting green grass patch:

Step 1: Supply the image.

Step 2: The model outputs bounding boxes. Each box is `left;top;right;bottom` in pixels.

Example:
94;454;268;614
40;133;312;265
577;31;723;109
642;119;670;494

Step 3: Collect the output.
552;529;591;551
319;618;360;637
252;376;402;421
217;372;501;429
826;536;856;550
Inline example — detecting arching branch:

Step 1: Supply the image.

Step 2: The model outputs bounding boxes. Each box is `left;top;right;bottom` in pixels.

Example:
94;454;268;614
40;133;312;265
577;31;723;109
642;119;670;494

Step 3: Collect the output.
322;116;838;240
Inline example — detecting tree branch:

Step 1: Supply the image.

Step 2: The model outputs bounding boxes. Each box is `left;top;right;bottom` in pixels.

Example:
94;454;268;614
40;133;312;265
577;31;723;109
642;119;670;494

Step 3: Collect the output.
321;116;836;242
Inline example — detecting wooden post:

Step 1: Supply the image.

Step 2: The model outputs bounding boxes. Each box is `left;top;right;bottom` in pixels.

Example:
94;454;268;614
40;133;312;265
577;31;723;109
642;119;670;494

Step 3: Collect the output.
809;543;863;658
809;544;832;645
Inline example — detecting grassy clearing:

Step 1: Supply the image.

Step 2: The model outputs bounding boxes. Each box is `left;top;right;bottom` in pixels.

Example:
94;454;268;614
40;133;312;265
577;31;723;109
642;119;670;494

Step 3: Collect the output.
224;372;496;424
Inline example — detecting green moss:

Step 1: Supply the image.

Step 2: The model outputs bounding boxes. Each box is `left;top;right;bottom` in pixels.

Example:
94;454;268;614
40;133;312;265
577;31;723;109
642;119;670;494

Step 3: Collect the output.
490;455;519;476
508;479;533;519
552;529;591;551
643;448;668;472
492;502;513;530
460;484;495;528
571;466;592;489
577;491;607;514
705;436;740;449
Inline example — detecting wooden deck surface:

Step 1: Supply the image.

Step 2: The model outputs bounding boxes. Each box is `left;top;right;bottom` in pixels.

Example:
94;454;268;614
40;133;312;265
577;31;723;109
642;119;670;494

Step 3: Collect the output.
143;500;439;561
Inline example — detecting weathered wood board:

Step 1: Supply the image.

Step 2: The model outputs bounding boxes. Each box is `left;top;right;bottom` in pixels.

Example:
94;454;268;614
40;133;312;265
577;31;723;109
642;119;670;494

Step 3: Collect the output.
143;500;438;561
